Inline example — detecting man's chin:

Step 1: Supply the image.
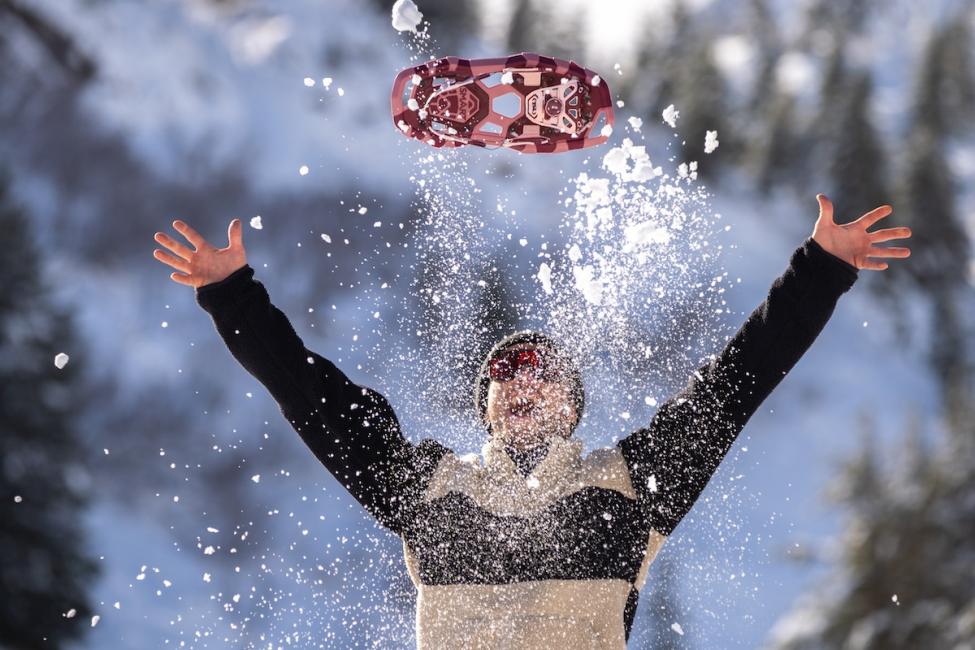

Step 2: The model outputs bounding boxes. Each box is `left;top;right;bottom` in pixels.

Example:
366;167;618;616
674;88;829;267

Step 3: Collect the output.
499;422;560;448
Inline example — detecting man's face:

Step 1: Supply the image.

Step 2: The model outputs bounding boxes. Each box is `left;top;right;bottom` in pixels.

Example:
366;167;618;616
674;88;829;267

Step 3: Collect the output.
485;344;578;450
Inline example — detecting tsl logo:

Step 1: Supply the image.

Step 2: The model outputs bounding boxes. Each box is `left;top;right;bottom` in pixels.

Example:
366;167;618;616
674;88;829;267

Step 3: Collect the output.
526;94;540;120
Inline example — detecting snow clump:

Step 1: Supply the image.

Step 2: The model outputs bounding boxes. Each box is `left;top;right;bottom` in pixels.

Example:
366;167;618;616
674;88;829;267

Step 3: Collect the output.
537;262;553;294
54;352;69;369
391;0;423;32
662;104;680;128
704;130;720;153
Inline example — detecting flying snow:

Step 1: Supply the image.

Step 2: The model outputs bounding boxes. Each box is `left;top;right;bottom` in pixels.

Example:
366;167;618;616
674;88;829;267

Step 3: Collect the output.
537;262;553;295
704;130;720;154
391;0;423;32
249;215;263;229
54;352;69;369
662;104;680;128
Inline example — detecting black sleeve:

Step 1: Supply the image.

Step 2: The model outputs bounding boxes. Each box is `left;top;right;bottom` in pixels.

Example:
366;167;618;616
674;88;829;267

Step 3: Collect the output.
195;265;449;533
618;238;858;535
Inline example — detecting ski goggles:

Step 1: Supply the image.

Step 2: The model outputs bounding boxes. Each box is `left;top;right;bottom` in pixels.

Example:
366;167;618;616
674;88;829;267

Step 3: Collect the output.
487;347;567;382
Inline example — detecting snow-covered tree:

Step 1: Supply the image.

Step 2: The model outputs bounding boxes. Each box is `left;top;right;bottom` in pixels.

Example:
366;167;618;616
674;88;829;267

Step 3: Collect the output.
767;410;975;649
0;169;98;648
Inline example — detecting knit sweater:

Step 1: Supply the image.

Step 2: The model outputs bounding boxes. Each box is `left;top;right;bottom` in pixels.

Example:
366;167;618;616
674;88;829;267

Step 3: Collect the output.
195;238;858;648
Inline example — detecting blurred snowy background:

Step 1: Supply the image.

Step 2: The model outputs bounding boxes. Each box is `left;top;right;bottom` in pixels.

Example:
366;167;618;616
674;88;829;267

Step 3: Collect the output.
1;0;973;648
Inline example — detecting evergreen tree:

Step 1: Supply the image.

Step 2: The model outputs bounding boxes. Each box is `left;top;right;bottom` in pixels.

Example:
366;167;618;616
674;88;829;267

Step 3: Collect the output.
884;21;972;419
365;0;478;50
416;0;478;51
769;410;975;649
801;42;851;190
648;2;694;118
796;0;874;48
749;91;799;196
506;0;540;55
0;0;95;81
672;41;729;179
908;17;975;140
896;124;967;297
825;72;890;223
537;5;584;63
0;170;98;648
743;0;783;116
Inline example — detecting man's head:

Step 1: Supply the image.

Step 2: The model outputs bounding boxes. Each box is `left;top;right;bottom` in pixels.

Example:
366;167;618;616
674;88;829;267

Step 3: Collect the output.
474;331;585;450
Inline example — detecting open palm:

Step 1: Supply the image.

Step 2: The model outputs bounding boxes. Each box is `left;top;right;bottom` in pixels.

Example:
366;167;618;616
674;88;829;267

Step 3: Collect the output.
152;219;247;288
811;194;912;271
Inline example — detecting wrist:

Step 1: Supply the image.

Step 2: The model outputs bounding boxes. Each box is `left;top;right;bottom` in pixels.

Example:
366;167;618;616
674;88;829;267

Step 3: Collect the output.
806;237;858;276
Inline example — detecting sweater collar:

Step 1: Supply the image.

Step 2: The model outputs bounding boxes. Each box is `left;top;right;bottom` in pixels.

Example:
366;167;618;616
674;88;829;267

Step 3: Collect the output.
482;435;583;482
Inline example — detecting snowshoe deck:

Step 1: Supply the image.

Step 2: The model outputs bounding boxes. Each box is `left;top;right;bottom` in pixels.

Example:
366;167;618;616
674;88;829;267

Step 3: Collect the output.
391;52;614;154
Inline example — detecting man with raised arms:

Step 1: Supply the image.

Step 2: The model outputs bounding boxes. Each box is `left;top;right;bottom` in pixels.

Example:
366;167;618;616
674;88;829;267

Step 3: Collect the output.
152;195;910;648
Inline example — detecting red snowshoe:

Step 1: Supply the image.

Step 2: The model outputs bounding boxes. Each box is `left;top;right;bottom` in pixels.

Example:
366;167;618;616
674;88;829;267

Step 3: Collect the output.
391;52;615;154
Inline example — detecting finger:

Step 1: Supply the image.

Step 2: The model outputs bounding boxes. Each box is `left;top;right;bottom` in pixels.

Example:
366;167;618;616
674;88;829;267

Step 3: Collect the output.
859;259;889;271
228;218;243;249
172;219;207;251
867;246;911;259
854;204;893;229
169;271;196;287
153;248;192;273
154;231;194;261
867;226;912;243
816;194;834;224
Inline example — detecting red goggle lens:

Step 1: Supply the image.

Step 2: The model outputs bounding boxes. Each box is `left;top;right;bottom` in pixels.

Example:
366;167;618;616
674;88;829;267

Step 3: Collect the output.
487;348;563;381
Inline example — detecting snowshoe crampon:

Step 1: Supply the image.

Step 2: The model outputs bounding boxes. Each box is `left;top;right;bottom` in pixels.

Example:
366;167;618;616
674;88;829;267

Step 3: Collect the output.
391;52;614;154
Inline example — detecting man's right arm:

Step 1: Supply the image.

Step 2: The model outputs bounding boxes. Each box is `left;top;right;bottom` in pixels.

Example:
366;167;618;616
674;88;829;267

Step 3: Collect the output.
195;265;449;532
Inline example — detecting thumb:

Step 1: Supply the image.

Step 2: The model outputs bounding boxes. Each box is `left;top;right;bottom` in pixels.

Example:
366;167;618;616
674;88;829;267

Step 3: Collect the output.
228;218;243;249
816;193;834;225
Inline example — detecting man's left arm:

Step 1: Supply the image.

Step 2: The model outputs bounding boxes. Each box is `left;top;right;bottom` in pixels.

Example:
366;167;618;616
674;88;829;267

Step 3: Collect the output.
619;196;912;535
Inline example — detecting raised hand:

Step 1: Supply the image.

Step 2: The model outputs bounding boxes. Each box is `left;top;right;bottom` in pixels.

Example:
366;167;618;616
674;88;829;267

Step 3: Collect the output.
152;219;247;288
811;194;912;270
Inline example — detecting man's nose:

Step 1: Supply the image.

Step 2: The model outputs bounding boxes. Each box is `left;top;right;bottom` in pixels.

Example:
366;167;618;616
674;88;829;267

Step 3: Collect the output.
511;367;541;387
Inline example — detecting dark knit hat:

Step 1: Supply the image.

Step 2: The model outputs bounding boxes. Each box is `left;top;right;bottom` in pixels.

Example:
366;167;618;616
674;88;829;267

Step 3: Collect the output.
474;330;585;434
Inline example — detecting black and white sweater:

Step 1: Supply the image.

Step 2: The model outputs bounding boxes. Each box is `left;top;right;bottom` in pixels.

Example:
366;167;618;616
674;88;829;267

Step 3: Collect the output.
195;238;858;648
